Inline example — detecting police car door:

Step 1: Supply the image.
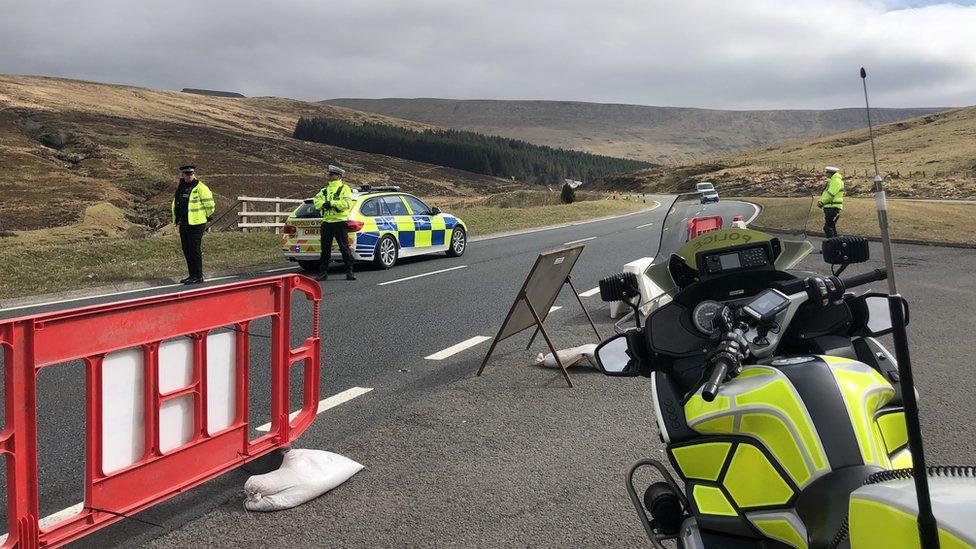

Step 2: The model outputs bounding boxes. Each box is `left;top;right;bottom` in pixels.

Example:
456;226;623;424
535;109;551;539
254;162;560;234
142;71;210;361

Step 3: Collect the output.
380;195;417;256
402;194;444;252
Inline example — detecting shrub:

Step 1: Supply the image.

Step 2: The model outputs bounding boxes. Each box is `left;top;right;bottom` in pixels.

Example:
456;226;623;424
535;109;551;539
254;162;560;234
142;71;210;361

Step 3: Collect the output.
561;183;576;204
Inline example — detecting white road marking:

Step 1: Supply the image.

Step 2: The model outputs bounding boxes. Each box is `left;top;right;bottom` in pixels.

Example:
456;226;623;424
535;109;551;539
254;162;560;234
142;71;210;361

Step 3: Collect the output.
0;502;85;542
425;335;492;360
377;265;467;286
265;266;300;273
549;305;562;313
744;202;761;224
207;275;237;282
578;287;601;297
255;387;373;432
563;236;596;246
635;222;655;229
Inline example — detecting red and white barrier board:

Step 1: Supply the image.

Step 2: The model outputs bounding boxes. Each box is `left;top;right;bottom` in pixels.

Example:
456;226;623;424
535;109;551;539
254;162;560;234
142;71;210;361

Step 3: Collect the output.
0;275;322;548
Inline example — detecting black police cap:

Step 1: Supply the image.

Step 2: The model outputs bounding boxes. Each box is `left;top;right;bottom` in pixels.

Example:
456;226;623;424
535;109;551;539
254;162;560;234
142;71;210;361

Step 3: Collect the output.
180;165;196;173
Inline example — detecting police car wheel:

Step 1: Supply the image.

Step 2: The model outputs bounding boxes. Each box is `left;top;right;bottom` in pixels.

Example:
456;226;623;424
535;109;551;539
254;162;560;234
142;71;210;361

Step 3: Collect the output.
297;260;320;272
446;227;466;257
374;235;398;269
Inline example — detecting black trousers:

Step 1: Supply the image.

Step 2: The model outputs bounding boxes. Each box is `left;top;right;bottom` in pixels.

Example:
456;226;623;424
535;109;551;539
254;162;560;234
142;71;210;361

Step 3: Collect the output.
823;207;841;238
320;221;354;272
179;223;206;279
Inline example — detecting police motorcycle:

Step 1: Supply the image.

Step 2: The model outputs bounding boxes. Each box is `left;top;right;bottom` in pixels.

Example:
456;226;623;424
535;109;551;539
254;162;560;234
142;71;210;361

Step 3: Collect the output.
593;193;976;549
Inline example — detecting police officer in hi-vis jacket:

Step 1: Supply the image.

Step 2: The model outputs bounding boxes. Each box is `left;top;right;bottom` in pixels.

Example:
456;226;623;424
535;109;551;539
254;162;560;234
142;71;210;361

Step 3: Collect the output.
171;165;215;284
313;165;356;281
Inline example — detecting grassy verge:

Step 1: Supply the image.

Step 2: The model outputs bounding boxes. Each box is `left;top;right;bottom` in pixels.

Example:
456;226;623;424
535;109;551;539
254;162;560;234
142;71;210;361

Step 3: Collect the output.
453;198;650;235
745;197;976;245
0;199;651;301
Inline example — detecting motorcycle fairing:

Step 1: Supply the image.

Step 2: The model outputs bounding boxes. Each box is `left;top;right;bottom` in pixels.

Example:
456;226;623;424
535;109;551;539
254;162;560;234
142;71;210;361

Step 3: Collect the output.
669;436;805;545
659;356;907;545
682;364;831;488
850;478;976;548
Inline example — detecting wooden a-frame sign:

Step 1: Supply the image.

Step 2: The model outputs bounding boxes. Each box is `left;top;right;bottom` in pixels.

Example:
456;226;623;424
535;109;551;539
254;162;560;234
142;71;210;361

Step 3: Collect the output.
476;244;600;387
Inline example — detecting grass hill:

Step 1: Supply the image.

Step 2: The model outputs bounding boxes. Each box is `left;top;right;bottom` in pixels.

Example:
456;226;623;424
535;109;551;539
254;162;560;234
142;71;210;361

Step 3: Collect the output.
607;105;976;200
323;98;945;165
0;75;516;236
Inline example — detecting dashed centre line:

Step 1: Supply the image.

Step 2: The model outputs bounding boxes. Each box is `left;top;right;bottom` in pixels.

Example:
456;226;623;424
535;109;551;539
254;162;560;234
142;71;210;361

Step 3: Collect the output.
578;286;601;297
635;222;655;229
425;336;491;360
563;236;596;246
377;265;468;286
255;387;373;432
0;503;85;544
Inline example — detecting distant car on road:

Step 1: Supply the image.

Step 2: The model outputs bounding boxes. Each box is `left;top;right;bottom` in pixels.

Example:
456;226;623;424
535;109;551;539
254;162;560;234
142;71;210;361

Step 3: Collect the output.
281;186;467;271
695;182;720;203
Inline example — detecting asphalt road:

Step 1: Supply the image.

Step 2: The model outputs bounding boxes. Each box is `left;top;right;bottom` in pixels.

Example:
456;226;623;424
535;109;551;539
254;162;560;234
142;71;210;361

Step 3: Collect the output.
4;197;976;548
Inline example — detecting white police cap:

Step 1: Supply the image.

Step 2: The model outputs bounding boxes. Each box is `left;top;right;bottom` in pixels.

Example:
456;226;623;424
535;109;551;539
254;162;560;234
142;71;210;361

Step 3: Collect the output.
825;166;840;174
328;165;345;175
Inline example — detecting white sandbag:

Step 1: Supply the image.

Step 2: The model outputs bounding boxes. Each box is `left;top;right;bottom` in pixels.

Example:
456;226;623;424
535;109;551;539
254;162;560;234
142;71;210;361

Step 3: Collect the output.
535;344;598;368
243;448;364;512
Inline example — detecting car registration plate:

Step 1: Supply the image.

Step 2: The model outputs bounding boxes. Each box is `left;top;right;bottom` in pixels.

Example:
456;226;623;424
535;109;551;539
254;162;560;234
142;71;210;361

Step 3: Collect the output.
303;228;320;235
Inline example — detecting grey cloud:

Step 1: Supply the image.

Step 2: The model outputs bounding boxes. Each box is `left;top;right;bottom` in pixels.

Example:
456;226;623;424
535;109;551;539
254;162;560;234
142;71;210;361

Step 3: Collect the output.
1;0;975;108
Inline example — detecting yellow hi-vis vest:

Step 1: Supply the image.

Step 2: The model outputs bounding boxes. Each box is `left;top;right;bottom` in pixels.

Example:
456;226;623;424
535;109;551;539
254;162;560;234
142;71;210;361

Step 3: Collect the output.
171;180;216;226
820;172;844;210
313;179;353;222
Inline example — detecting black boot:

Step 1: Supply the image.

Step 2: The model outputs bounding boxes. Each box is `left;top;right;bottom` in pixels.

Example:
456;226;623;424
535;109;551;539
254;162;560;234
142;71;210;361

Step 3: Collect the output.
316;270;329;281
345;263;356;281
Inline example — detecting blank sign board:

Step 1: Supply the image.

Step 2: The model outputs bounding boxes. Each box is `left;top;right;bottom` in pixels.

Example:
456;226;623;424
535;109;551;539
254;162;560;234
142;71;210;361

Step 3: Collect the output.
497;245;585;341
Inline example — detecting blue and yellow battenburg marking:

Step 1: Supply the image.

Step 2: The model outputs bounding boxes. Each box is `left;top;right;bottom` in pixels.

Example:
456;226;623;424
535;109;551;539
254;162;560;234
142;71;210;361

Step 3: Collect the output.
354;214;459;258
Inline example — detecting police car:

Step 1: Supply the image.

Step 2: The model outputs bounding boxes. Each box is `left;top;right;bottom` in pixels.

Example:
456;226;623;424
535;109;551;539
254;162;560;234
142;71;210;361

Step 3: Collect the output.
281;186;468;271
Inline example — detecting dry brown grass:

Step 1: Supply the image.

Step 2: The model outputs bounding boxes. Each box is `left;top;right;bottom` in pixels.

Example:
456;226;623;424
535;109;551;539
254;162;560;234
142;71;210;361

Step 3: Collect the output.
615;105;976;200
746;196;976;245
0;75;518;238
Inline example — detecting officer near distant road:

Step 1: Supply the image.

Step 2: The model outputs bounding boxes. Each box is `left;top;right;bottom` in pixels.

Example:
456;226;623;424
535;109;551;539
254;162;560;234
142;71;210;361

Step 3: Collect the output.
818;166;844;238
172;165;216;284
313;165;356;281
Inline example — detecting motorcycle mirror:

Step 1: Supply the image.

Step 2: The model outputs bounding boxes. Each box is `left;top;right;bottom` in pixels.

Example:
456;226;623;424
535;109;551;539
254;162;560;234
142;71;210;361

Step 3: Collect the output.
822;236;870;265
595;332;642;376
853;293;910;337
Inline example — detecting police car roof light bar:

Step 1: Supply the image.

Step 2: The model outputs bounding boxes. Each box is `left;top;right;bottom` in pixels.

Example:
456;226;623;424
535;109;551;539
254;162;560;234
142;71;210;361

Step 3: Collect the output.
357;185;401;193
861;66;939;549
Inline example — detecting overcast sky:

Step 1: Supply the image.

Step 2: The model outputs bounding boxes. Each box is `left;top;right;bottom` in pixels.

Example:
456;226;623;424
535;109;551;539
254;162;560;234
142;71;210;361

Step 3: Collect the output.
2;0;975;109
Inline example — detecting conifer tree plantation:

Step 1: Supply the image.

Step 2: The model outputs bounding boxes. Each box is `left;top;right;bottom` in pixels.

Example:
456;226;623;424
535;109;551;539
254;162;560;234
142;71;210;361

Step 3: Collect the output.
293;117;653;185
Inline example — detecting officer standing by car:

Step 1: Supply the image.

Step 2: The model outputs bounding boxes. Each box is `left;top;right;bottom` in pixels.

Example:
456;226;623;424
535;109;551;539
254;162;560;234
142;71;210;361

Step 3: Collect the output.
818;166;844;238
172;165;216;284
313;165;356;281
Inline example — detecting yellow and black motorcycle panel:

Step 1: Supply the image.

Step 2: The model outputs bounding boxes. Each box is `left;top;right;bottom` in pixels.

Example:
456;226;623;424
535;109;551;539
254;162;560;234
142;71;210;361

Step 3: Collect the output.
665;355;911;547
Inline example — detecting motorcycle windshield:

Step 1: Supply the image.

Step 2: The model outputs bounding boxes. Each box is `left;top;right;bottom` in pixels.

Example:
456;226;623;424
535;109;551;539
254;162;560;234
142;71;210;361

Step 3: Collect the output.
645;194;816;297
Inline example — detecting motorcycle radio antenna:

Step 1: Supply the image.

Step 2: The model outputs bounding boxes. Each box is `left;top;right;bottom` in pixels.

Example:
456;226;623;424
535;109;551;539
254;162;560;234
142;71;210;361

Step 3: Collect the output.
861;67;940;549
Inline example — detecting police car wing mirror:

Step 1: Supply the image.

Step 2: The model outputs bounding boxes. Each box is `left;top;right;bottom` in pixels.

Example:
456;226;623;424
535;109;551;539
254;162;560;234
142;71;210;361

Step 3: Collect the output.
430;206;442;215
822;236;870;266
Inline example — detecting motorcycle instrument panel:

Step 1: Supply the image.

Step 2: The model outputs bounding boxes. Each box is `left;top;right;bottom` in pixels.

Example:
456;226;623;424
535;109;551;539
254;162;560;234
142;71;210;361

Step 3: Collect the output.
692;300;722;334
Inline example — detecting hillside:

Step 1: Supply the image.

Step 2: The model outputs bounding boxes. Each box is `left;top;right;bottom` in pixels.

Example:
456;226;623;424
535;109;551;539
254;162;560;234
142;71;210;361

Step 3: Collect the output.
607;105;976;200
0;75;515;236
324;98;945;164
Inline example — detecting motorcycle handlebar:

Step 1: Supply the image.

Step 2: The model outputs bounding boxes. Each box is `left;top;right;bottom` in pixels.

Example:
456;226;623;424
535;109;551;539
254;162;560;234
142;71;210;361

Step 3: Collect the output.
841;268;887;291
701;354;734;402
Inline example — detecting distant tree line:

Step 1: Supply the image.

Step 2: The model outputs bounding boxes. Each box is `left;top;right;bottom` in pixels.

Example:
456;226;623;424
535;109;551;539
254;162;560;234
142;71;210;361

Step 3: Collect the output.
293;117;652;185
